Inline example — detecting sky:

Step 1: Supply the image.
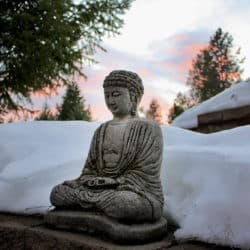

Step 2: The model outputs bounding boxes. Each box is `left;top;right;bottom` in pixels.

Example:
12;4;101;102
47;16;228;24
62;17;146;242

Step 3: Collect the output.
33;0;250;122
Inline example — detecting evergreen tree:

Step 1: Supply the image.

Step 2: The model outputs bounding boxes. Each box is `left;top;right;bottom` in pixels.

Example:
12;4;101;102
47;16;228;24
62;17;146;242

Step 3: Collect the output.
146;99;162;125
58;82;91;121
0;0;132;117
169;28;244;123
168;92;193;123
187;28;243;104
36;102;57;121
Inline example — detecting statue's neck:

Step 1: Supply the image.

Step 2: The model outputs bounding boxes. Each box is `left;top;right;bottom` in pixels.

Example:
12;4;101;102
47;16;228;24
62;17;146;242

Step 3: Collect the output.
109;119;129;126
112;114;133;122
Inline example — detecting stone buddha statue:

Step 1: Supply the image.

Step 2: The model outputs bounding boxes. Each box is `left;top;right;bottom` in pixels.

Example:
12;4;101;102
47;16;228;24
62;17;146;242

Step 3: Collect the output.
46;70;167;242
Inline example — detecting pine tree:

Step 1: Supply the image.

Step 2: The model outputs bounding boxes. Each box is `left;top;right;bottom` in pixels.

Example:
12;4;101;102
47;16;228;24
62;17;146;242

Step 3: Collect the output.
0;0;132;117
146;99;163;125
169;28;244;123
36;102;57;121
187;28;243;104
58;83;91;121
168;92;193;123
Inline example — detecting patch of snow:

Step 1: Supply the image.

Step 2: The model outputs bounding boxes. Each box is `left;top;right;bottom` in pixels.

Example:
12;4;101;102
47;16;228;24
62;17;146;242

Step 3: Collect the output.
0;121;250;248
162;125;250;249
0;121;99;213
172;81;250;129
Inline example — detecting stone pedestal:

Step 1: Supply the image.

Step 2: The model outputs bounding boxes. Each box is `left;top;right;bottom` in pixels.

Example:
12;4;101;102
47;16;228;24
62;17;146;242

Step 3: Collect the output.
44;210;168;244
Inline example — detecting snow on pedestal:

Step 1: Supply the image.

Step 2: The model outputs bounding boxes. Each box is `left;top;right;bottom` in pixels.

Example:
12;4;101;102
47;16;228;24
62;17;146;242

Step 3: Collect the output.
0;121;250;249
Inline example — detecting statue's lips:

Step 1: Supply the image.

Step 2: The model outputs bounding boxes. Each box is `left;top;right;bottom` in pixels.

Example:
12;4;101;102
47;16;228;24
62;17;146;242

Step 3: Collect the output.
109;104;118;111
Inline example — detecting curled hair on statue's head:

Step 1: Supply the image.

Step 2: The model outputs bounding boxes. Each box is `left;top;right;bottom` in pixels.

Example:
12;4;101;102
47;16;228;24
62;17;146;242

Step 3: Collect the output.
103;70;144;117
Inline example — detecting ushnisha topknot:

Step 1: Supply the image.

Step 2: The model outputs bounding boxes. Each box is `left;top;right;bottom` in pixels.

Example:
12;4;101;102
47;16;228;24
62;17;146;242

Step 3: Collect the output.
103;70;144;99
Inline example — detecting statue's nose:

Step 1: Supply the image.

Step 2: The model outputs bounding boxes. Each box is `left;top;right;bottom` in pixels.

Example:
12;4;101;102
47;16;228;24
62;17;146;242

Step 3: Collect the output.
108;97;115;105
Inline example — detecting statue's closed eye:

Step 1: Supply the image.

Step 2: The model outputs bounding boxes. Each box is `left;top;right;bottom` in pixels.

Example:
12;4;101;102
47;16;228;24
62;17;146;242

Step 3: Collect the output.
112;92;121;97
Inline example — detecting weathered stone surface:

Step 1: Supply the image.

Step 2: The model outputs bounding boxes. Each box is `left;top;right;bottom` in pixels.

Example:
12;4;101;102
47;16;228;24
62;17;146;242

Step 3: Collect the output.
0;213;42;250
0;213;236;250
25;226;110;250
25;226;172;250
0;221;25;250
48;70;166;242
44;210;168;243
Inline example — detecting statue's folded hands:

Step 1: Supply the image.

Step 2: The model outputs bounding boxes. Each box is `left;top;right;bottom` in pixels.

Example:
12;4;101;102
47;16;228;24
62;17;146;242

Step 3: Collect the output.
62;179;79;189
82;176;119;189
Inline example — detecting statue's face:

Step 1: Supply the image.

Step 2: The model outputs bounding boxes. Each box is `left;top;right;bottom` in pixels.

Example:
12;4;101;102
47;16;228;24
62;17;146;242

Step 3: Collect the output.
104;86;133;117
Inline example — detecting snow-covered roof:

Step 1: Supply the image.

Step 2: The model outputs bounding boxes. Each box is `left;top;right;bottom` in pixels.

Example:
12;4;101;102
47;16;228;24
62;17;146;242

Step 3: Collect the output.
172;81;250;129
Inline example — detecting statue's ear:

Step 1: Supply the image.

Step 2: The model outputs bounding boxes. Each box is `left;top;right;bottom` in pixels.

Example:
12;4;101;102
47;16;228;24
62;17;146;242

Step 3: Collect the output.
130;92;137;104
129;92;138;116
137;96;142;105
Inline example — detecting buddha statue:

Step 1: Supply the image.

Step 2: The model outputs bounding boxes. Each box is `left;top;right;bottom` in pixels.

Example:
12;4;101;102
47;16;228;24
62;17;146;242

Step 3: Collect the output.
47;70;167;242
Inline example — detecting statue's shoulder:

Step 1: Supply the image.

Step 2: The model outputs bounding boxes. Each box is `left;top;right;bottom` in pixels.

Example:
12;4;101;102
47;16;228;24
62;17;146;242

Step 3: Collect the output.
92;121;109;135
130;117;162;132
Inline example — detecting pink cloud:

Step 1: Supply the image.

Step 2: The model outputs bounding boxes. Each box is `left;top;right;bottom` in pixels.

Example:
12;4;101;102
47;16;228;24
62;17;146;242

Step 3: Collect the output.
30;86;59;99
168;33;189;43
137;68;156;79
89;103;111;121
19;30;210;122
161;41;207;82
182;42;206;56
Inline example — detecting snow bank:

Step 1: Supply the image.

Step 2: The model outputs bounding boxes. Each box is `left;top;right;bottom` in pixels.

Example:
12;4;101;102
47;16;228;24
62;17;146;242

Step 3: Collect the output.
172;81;250;129
0;121;99;213
162;125;250;249
1;121;250;249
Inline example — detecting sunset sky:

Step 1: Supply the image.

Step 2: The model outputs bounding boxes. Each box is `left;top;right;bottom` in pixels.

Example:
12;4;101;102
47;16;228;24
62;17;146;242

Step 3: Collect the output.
33;0;250;122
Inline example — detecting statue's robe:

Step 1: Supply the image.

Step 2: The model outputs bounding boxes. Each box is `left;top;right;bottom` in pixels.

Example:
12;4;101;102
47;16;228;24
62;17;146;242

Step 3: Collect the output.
51;118;164;222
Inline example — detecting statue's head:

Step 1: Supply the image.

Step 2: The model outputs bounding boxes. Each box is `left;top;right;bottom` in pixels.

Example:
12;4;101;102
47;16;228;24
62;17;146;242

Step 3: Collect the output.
103;70;144;118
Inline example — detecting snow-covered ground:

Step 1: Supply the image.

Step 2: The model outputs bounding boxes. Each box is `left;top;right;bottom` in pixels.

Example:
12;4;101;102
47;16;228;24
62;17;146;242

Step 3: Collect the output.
1;121;250;249
172;81;250;129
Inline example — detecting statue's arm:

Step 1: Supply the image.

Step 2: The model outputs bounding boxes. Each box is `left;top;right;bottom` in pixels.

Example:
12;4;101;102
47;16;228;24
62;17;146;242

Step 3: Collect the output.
116;120;163;192
63;129;99;188
64;125;118;189
62;159;95;188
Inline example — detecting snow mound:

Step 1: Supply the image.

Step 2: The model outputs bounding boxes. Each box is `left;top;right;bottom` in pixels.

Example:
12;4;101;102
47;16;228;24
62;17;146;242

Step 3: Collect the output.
0;121;99;213
162;125;250;249
172;81;250;129
1;121;250;249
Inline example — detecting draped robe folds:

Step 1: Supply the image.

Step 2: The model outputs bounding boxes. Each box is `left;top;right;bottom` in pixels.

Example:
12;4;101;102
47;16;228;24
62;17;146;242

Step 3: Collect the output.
50;118;164;221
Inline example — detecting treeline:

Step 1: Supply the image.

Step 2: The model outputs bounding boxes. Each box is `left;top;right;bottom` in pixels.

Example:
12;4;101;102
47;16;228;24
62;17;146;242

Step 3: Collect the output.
36;83;92;121
168;28;244;123
0;0;132;122
137;28;245;126
0;0;245;124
